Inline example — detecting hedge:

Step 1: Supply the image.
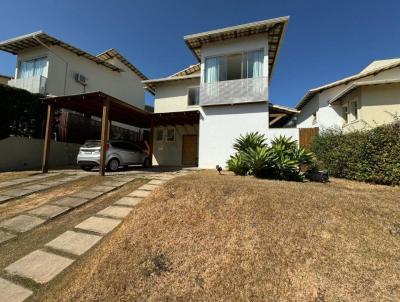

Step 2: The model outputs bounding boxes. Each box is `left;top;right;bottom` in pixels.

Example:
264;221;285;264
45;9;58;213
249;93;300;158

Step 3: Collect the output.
0;84;46;139
310;123;400;185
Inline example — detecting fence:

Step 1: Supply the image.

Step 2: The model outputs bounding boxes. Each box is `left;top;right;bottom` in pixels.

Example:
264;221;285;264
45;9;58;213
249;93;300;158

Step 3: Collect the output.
299;127;319;149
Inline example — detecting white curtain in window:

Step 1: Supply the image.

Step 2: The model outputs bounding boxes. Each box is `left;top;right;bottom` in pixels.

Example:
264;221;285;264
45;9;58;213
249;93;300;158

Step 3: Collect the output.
248;50;264;78
19;61;34;79
205;57;218;83
33;58;47;77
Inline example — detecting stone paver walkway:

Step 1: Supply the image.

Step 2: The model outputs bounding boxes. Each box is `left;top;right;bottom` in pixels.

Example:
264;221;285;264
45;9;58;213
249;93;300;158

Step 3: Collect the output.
0;215;45;233
0;173;83;204
5;250;74;284
0;170;189;301
45;231;102;256
0;277;32;302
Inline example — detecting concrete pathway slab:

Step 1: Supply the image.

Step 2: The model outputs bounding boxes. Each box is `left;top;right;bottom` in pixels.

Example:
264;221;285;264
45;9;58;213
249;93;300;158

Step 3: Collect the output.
3;189;35;198
138;184;159;191
23;184;50;190
72;190;105;199
102;181;126;187
43;180;65;186
0;215;45;233
97;206;132;219
128;190;151;198
148;179;166;185
45;231;102;256
5;250;74;284
75;216;121;235
0;195;13;204
28;205;70;219
0;230;16;244
114;196;142;207
51;196;89;208
0;277;32;302
89;185;116;192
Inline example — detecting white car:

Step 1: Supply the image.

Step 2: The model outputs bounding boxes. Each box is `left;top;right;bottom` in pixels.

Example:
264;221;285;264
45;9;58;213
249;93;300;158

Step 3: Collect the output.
77;140;150;171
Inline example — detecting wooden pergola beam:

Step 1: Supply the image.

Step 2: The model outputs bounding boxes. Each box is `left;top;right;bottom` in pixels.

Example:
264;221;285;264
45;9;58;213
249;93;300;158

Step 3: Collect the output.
41;103;55;173
99;97;110;176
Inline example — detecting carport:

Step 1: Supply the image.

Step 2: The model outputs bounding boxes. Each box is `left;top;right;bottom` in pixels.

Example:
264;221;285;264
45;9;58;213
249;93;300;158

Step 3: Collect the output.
42;91;151;176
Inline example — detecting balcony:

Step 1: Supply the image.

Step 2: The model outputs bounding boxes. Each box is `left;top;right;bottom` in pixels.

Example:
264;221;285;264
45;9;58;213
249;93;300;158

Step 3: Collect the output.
199;77;268;106
8;75;47;94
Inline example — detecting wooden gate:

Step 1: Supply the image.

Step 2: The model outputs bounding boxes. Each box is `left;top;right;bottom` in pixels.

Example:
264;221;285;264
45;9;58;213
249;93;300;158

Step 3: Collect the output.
299;127;319;149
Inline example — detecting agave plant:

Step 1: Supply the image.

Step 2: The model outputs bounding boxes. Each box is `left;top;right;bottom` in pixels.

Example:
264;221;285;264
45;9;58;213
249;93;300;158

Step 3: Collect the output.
226;152;249;176
233;132;266;153
242;146;276;178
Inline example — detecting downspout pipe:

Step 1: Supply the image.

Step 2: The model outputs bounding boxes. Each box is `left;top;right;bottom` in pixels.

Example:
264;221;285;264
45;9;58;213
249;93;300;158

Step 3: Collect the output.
33;35;68;95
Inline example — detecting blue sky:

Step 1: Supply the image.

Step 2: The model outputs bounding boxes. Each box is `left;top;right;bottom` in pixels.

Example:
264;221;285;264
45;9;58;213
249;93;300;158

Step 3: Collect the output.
1;0;399;107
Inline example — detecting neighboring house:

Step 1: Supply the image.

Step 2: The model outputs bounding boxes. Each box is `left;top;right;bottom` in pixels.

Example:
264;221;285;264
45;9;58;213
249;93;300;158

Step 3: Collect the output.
296;58;400;132
0;74;12;85
0;31;153;140
0;31;152;109
143;16;299;168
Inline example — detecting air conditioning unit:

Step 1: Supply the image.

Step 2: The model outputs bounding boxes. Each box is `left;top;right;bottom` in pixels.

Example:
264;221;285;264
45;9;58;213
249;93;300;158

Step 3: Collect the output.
74;73;88;85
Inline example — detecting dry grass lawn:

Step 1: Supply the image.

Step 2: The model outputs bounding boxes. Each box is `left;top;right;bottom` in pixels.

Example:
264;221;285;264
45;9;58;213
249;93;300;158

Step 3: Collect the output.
38;171;400;301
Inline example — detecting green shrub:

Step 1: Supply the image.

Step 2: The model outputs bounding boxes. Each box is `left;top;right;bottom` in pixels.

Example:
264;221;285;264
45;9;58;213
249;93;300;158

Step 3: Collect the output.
0;84;45;139
310;123;400;185
227;133;315;181
227;152;249;176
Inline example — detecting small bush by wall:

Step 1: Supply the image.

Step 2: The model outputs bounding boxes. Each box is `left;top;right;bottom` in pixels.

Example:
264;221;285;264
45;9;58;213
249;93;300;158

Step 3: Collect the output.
310;123;400;185
0;84;46;139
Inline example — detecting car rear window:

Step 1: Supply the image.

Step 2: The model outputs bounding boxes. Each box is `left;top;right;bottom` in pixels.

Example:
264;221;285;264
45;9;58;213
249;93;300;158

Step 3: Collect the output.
83;141;101;147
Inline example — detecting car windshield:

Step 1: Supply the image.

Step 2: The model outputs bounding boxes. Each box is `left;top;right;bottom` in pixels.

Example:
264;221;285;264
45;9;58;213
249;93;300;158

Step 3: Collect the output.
82;140;101;148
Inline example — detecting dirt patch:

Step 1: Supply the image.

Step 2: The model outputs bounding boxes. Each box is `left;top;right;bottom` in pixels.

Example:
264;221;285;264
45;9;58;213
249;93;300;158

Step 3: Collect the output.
35;171;400;301
0;171;42;182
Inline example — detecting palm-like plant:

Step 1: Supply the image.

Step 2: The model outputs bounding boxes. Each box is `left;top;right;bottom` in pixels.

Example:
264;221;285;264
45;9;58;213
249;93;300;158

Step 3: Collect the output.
227;153;248;176
233;132;266;152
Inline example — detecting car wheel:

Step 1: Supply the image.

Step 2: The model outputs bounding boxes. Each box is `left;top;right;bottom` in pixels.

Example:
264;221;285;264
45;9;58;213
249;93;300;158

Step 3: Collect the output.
107;158;120;172
80;165;93;171
143;157;150;168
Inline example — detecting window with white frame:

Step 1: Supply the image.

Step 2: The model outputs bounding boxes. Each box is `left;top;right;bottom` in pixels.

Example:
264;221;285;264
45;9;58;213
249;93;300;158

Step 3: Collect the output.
312;112;317;125
188;87;200;106
204;49;264;83
18;57;48;79
342;106;348;124
349;99;358;121
166;128;175;142
155;128;164;141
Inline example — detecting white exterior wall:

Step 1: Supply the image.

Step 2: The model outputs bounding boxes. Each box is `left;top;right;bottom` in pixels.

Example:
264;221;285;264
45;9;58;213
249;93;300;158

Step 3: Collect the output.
267;128;300;144
297;66;400;131
198;103;269;168
154;78;200;113
14;45;145;108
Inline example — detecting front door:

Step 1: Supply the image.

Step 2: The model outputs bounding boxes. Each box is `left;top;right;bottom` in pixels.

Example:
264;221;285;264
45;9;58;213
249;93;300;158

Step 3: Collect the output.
182;135;198;166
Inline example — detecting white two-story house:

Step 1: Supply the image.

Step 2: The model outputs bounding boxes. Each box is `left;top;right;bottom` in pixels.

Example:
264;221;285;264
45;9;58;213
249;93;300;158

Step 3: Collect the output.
143;16;299;168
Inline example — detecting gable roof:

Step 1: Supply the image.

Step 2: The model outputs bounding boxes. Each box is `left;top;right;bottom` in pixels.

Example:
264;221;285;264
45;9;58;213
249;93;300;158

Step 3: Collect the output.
169;63;200;78
183;16;289;81
96;48;150;82
296;58;400;109
142;64;201;93
329;78;400;104
0;31;122;72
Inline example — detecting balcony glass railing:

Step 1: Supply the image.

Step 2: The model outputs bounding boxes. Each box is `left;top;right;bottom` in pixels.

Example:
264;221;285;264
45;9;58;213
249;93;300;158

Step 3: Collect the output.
199;77;268;106
8;75;47;94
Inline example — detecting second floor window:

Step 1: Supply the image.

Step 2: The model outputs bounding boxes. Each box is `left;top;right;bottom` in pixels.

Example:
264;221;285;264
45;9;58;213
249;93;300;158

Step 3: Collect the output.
188;87;200;106
204;49;264;83
18;57;47;79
